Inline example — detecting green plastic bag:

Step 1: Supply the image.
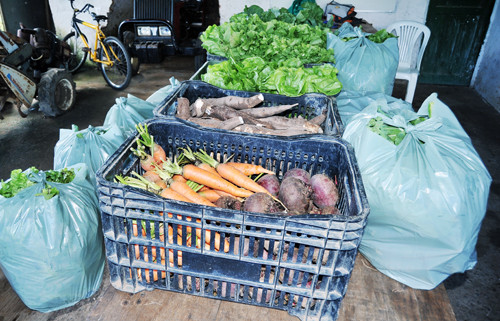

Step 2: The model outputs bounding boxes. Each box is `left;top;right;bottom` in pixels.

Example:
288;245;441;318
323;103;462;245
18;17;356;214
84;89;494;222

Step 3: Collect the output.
336;90;412;125
54;124;126;186
341;93;491;289
103;94;156;136
289;0;316;15
0;164;105;312
146;76;180;105
327;22;399;95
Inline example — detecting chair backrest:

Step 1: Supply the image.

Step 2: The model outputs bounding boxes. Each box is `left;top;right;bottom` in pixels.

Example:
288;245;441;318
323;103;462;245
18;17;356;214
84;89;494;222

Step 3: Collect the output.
386;21;431;71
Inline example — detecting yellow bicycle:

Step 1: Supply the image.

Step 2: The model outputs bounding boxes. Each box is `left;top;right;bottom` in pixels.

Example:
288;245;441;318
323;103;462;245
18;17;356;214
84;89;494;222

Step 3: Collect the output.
63;0;132;90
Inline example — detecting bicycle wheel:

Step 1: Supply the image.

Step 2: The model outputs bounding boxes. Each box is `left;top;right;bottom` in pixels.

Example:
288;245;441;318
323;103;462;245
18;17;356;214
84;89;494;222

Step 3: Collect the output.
62;31;88;73
99;36;132;90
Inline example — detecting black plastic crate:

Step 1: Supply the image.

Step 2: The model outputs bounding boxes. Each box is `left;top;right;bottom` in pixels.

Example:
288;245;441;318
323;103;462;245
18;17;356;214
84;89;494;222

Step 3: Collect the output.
154;80;344;137
206;52;228;62
95;118;369;321
205;53;334;69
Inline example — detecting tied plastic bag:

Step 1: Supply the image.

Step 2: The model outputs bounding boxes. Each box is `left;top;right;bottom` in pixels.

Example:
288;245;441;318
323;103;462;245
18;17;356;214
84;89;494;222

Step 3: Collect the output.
54;124;126;186
337;89;413;126
103;94;156;136
0;164;105;312
327;22;399;95
341;93;491;289
146;76;180;106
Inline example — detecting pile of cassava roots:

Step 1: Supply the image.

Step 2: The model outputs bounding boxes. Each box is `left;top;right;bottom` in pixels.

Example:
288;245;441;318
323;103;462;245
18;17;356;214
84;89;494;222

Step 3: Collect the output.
175;94;326;136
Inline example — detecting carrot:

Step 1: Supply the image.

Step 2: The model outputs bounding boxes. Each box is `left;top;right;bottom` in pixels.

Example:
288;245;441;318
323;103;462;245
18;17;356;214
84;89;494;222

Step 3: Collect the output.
162;156;253;198
198;186;211;192
156;180;168;189
180;164;254;198
179;146;222;178
115;173;163;195
172;174;187;183
169;180;216;207
198;162;220;177
140;155;157;172
130;141;158;172
204;230;230;253
143;170;162;183
226;162;275;176
136;123;167;164
195;150;271;195
216;163;271;194
198;189;221;202
160;188;193;203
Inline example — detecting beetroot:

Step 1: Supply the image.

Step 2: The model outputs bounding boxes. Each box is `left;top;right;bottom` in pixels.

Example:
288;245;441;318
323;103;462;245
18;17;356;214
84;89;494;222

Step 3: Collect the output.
215;196;242;210
310;173;338;208
283;168;311;186
279;177;312;215
243;193;279;214
257;174;280;197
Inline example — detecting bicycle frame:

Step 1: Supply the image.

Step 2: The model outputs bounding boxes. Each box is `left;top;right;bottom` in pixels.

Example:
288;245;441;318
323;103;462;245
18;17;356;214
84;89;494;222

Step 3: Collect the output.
71;17;117;67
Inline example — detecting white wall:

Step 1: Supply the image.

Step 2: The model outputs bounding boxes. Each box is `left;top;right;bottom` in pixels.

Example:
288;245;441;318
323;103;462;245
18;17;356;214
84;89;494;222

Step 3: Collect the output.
471;1;500;112
48;0;112;44
218;0;430;30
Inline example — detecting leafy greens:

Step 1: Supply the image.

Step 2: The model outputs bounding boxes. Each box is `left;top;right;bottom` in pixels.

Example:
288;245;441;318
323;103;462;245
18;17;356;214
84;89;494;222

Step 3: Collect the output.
0;167;76;199
201;57;342;96
242;3;331;28
200;13;335;65
367;108;429;145
338;28;397;43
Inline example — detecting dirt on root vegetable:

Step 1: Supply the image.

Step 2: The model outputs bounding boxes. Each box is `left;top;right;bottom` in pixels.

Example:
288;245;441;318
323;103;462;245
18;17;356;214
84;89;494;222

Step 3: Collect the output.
176;95;326;136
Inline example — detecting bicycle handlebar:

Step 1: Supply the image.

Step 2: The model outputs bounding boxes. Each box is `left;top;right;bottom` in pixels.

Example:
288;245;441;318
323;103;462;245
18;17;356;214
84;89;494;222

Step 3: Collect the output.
70;1;99;20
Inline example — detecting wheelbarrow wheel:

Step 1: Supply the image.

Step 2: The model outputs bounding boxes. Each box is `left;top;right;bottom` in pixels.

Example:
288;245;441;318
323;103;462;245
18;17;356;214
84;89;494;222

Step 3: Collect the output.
38;68;76;117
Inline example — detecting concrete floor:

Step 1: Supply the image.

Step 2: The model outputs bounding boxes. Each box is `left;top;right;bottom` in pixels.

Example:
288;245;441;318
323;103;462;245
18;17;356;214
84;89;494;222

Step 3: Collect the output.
0;56;499;321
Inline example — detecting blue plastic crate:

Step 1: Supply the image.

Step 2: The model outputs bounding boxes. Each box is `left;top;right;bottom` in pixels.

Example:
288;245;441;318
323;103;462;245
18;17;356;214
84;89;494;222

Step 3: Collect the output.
95;117;369;321
154;80;344;137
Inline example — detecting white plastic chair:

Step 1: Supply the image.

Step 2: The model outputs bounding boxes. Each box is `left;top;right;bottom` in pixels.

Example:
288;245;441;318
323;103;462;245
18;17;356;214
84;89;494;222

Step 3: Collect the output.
387;21;431;104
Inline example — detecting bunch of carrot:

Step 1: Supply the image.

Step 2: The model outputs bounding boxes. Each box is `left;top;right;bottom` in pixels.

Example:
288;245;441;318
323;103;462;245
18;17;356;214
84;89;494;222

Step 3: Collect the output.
118;124;277;208
119;123;279;283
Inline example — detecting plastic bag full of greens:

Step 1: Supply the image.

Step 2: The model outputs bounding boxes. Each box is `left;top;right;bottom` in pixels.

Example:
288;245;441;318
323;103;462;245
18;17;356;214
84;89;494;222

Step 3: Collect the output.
0;164;105;312
336;89;413;126
327;22;399;95
341;93;491;289
54;124;126;186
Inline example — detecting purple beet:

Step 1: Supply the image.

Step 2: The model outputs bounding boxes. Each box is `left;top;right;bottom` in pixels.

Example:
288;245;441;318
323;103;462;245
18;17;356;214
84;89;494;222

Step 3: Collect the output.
283;168;311;186
243;193;279;214
257;174;280;197
215;195;242;210
279;177;312;215
310;173;338;208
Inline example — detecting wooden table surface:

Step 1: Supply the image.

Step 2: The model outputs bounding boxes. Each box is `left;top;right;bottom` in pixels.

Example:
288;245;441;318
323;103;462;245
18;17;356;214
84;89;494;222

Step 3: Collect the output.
0;253;456;321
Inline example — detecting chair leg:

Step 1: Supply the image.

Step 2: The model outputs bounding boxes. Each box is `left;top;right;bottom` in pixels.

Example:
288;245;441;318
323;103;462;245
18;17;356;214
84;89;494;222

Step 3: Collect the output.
405;74;418;104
